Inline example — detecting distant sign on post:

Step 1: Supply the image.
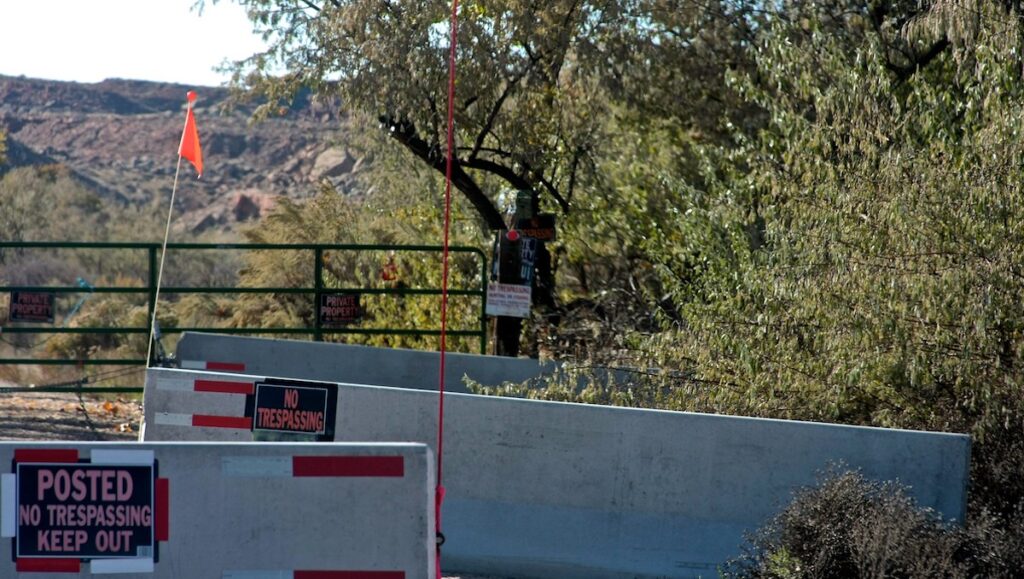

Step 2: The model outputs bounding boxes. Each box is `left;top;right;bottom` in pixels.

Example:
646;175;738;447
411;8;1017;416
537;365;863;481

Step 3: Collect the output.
319;293;362;326
486;283;532;318
515;214;556;242
8;291;56;323
7;449;163;573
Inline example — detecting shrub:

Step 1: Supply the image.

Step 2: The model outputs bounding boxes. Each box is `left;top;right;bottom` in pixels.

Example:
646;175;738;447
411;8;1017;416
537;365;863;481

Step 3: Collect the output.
723;470;1023;579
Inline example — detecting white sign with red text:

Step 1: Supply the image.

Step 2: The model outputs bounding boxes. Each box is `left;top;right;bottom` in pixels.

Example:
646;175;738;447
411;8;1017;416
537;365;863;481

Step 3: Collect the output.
485;283;532;318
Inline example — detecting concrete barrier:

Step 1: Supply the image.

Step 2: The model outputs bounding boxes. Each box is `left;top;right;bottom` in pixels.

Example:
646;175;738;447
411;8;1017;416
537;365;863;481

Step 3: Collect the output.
143;367;971;579
174;332;555;393
0;441;434;578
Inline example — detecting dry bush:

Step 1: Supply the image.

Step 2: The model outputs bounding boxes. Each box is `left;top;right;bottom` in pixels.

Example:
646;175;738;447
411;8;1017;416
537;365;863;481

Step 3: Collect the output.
723;470;1024;579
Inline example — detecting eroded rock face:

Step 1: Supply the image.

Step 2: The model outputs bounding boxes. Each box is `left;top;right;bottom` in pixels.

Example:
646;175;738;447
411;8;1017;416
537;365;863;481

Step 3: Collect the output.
0;75;368;234
233;191;276;222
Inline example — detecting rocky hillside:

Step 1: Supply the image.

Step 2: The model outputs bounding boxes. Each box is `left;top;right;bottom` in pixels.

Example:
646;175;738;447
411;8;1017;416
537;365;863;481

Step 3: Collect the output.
0;75;366;234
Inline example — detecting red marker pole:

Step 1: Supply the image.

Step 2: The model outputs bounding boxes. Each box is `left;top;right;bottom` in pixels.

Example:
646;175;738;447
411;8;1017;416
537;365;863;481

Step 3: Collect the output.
436;0;461;577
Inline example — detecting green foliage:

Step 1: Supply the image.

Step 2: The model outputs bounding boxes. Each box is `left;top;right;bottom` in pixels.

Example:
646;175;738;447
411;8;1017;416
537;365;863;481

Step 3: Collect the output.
43;278;177;364
202;6;1024;569
0;165;157;246
466;364;660;407
467;359;746;416
213;0;768;354
200;119;488;352
216;0;624;228
660;4;1024;431
0;166;166;315
629;1;1024;567
470;2;1024;568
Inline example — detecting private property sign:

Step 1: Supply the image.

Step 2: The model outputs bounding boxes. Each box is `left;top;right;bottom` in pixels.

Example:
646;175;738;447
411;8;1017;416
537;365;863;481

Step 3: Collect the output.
319;293;362;326
3;449;166;573
8;292;55;323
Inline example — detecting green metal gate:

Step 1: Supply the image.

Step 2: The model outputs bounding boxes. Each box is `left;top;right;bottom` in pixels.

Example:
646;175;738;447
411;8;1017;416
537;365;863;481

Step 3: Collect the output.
0;241;488;390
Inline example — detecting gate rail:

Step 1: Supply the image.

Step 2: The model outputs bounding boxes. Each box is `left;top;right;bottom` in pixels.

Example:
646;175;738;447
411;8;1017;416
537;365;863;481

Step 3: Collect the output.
0;241;489;380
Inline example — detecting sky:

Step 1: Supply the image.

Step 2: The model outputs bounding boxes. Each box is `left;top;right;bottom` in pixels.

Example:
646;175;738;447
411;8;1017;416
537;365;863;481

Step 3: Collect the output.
0;0;268;87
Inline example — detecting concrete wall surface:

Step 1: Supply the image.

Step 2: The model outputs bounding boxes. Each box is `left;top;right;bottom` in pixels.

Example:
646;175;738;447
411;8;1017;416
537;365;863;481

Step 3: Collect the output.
174;332;555;393
0;441;434;578
142;368;971;579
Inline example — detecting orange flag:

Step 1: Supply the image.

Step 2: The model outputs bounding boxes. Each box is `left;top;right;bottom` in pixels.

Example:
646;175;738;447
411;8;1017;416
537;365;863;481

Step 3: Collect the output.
178;91;203;178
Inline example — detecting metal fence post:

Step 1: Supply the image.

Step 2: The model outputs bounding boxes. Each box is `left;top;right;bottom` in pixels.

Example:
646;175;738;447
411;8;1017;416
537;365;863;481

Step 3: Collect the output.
480;253;489;355
314;247;324;342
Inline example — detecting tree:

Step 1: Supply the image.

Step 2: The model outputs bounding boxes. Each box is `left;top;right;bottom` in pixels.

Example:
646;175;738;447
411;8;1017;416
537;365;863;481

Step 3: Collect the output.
493;0;1024;560
648;0;1024;526
207;0;764;355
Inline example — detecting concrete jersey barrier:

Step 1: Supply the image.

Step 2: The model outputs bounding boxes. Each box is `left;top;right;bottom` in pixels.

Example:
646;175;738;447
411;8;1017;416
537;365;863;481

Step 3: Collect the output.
142;367;971;579
0;441;434;578
174;332;556;393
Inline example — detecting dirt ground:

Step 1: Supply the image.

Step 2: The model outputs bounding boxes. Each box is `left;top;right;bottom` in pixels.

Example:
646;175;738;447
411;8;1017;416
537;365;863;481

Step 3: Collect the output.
0;390;507;579
0;391;142;440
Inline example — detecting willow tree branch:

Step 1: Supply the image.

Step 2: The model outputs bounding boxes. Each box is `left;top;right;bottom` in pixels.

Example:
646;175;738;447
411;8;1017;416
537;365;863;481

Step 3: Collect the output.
382;116;507;229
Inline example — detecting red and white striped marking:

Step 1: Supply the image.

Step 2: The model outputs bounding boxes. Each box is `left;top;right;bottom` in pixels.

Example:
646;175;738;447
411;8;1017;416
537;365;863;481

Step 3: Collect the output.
154;374;256;430
15;558;160;574
222;456;404;478
16;558;82;573
155;374;255;395
12;448;80;463
223;571;405;579
213;455;410;578
180;360;247;372
156;412;252;430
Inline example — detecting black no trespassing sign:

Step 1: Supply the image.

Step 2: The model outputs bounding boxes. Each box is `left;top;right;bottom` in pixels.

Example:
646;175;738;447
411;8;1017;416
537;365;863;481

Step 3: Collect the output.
18;465;153;558
7;449;168;572
248;380;338;441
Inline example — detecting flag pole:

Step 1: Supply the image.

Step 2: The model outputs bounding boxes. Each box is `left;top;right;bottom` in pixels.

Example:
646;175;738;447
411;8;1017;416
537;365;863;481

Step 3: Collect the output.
145;155;184;368
146;91;200;367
